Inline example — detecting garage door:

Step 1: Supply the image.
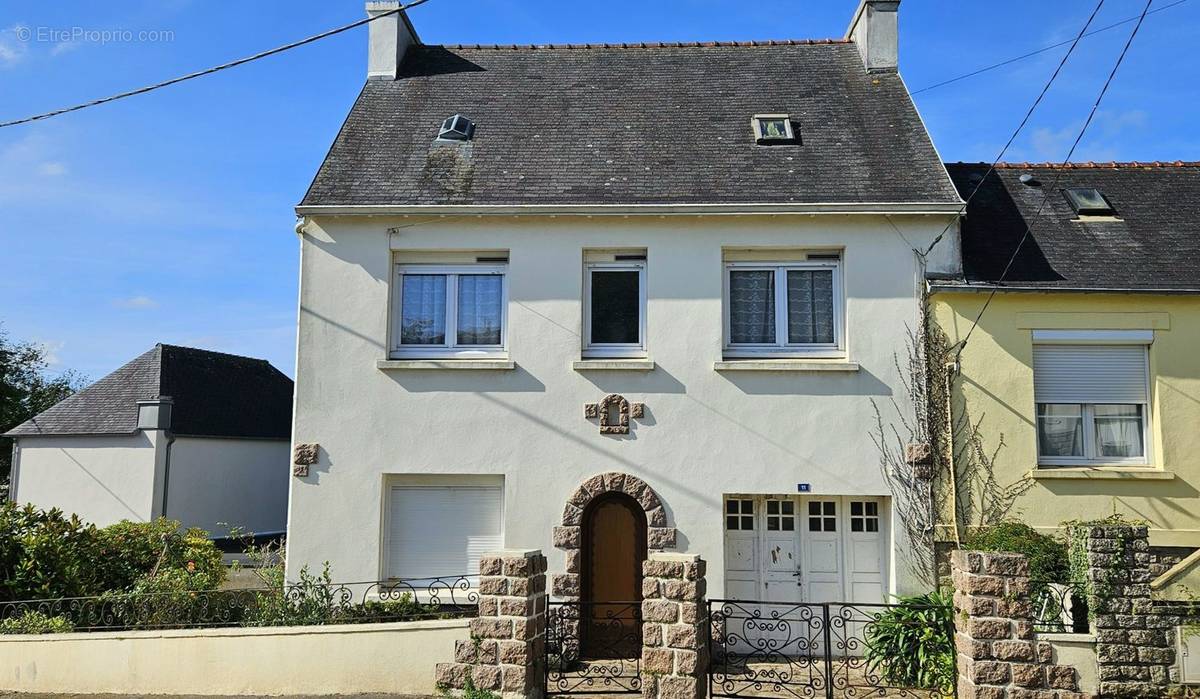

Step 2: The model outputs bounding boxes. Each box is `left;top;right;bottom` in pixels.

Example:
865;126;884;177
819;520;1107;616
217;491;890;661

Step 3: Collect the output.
386;484;503;579
723;495;886;604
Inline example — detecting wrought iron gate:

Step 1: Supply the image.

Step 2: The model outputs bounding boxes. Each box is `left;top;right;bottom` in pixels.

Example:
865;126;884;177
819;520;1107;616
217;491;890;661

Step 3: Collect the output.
708;599;956;699
545;600;643;695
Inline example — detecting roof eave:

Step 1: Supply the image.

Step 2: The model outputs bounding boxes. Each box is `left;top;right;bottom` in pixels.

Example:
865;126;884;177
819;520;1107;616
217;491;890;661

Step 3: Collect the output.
928;283;1200;295
295;201;966;216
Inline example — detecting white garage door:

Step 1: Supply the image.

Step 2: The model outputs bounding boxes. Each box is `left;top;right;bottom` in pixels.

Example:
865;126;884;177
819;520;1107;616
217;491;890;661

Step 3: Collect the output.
722;495;887;604
386;484;503;579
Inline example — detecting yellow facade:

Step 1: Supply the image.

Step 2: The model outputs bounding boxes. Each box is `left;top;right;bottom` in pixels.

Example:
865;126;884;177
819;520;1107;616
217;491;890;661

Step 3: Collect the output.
930;291;1200;549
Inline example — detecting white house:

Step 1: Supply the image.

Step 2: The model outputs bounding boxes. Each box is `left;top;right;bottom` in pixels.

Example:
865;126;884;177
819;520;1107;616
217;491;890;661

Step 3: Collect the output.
6;344;292;536
287;0;963;606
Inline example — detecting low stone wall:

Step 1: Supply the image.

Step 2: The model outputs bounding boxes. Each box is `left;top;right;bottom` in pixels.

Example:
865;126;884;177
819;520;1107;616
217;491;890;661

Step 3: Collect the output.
641;553;707;699
950;549;1083;698
0;618;467;696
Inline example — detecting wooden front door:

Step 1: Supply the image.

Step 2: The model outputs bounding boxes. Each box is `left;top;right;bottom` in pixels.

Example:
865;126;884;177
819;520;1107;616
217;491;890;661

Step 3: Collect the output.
582;493;646;658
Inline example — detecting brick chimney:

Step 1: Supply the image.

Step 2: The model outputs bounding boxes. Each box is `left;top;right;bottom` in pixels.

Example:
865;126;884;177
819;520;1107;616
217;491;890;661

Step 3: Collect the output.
366;1;420;80
845;0;899;73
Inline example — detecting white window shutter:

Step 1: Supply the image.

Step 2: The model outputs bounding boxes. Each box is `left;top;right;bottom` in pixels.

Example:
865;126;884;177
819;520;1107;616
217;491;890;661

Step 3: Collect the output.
387;485;503;579
1033;345;1149;404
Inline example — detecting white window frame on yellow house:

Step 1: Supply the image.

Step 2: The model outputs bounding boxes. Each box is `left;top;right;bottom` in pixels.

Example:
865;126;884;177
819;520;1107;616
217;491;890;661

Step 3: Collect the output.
1032;330;1152;468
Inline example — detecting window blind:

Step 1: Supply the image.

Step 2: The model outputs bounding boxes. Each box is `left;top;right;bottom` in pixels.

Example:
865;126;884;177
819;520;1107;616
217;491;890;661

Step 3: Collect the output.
386;485;503;579
1032;344;1149;404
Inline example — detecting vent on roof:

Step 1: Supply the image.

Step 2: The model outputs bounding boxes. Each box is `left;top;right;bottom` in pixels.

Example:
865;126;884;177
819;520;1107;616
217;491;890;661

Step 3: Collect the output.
437;114;474;142
1063;187;1115;216
752;114;796;145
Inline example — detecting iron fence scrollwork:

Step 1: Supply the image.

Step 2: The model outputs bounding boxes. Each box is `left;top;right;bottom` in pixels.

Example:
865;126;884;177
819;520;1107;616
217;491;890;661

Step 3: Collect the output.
545;600;643;695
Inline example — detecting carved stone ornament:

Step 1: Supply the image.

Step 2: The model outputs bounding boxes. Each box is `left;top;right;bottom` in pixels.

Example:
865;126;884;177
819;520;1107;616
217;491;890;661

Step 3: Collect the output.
293;442;319;478
584;394;645;435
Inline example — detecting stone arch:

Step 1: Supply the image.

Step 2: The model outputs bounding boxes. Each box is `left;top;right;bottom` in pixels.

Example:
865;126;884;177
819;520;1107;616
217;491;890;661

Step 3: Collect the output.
552;471;676;600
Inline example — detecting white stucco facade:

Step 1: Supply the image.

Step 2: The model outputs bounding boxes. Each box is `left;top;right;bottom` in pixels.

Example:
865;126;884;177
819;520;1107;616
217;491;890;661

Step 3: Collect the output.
11;432;288;534
287;213;959;597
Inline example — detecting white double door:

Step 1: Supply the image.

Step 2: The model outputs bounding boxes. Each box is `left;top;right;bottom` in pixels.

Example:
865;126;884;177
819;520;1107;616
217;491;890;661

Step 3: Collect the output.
724;495;887;605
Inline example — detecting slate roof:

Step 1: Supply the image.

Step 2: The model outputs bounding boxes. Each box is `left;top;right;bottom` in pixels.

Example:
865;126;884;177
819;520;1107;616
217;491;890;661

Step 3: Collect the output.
940;162;1200;292
5;344;293;439
300;41;960;207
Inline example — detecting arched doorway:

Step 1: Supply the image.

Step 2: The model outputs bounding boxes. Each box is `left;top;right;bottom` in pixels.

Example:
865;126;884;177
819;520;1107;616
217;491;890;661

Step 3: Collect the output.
581;492;646;658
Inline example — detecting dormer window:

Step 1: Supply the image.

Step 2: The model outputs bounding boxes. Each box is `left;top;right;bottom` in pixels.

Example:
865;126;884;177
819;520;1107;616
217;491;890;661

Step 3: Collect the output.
437;114;474;142
752;114;795;144
1063;187;1115;217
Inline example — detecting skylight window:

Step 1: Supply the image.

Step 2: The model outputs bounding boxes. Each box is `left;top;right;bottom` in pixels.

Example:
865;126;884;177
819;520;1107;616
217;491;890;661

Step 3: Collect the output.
752;114;795;144
1063;187;1115;216
437;114;474;142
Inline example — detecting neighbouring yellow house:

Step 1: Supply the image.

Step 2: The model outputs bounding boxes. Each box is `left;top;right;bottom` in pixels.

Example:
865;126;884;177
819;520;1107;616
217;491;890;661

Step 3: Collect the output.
930;161;1200;597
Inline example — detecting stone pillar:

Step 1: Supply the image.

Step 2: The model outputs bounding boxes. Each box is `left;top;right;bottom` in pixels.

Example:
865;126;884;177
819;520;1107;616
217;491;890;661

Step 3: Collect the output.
436;549;548;699
641;553;707;699
1082;524;1173;698
950;550;1082;698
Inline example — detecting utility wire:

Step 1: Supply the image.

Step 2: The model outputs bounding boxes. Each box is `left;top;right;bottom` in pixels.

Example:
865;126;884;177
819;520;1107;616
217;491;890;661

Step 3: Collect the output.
0;0;430;129
960;0;1156;348
911;0;1188;95
920;0;1107;258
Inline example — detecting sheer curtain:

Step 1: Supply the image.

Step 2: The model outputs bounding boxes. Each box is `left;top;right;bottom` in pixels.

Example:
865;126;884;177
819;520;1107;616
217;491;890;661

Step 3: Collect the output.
457;275;502;345
786;269;834;344
729;271;775;344
1094;405;1144;457
400;275;446;345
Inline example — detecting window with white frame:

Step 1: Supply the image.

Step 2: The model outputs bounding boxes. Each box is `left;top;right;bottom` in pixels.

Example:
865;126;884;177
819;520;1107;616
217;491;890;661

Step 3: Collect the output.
724;259;842;356
1033;335;1151;466
392;264;507;357
584;256;646;357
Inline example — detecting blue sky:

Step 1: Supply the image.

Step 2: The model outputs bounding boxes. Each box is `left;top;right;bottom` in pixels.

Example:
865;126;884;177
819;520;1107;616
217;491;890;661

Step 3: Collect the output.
0;0;1196;381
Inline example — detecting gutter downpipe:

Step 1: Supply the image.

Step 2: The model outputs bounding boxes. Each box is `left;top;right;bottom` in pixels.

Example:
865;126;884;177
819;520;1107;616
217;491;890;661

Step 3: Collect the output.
160;431;175;518
945;351;963;546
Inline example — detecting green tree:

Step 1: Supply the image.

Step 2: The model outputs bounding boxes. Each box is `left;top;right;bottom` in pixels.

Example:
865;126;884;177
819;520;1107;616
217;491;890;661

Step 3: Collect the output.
0;325;86;493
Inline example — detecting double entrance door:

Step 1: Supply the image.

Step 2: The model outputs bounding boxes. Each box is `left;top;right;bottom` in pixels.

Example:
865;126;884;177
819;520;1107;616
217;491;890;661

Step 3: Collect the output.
723;495;887;605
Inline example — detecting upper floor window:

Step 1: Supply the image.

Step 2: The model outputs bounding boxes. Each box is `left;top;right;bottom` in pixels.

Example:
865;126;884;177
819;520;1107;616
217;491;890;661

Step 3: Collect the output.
392;263;507;358
723;256;843;357
1033;334;1150;466
583;251;646;358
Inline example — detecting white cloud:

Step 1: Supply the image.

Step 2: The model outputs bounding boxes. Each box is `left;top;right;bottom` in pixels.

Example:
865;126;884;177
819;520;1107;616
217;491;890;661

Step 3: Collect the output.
0;25;30;68
35;339;64;367
1028;109;1150;162
115;295;160;309
37;161;67;176
49;40;80;57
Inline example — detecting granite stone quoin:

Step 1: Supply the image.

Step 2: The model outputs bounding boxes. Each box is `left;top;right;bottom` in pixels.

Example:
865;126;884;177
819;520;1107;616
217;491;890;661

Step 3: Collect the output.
435;549;548;699
951;550;1084;699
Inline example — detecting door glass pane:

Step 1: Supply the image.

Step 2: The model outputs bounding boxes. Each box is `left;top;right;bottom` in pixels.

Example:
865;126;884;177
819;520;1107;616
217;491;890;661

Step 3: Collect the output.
457;275;503;345
400;274;447;345
729;270;775;344
590;270;641;344
786;269;835;344
1037;404;1083;458
1094;404;1145;458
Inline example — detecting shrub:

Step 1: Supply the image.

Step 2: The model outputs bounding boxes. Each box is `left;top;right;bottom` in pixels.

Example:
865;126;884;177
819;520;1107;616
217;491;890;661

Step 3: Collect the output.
964;521;1070;582
863;591;955;695
94;520;225;593
0;610;73;635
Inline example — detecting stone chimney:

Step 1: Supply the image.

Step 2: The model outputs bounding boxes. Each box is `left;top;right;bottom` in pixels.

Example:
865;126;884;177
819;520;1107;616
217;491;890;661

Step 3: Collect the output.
845;0;899;73
366;1;420;80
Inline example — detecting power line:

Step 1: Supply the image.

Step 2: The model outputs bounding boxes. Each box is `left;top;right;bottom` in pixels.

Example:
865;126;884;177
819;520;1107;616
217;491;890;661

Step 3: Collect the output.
911;0;1188;96
0;0;431;129
920;0;1107;258
960;0;1155;348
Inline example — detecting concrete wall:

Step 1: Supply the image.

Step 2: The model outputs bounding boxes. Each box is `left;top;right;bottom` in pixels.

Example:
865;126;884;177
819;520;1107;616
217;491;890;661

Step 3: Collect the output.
0;619;466;696
165;437;289;535
931;292;1200;548
11;432;162;526
289;214;958;596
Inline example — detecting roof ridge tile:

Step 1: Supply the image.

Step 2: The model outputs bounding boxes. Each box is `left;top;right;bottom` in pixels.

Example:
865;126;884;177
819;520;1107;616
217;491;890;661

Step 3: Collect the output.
949;161;1200;170
438;39;849;50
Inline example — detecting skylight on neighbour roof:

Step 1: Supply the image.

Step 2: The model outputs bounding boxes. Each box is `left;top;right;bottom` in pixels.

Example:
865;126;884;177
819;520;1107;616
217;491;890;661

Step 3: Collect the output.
1063;187;1115;216
437;114;474;142
752;114;795;144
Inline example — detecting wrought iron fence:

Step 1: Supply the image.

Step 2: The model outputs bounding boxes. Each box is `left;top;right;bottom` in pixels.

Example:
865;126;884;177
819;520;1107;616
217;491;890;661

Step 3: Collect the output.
708;599;956;699
545;600;643;695
1029;580;1089;634
0;576;478;633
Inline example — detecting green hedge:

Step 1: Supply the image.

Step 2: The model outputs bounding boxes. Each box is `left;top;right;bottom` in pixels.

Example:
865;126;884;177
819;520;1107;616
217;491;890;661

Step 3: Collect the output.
964;521;1070;583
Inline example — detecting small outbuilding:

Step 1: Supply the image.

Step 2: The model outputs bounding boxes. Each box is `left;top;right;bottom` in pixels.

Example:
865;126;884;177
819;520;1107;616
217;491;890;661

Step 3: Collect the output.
5;343;292;536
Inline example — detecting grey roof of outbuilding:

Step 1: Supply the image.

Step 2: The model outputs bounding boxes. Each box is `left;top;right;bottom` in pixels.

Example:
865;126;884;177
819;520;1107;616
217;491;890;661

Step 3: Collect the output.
300;41;961;208
939;162;1200;292
5;344;293;439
